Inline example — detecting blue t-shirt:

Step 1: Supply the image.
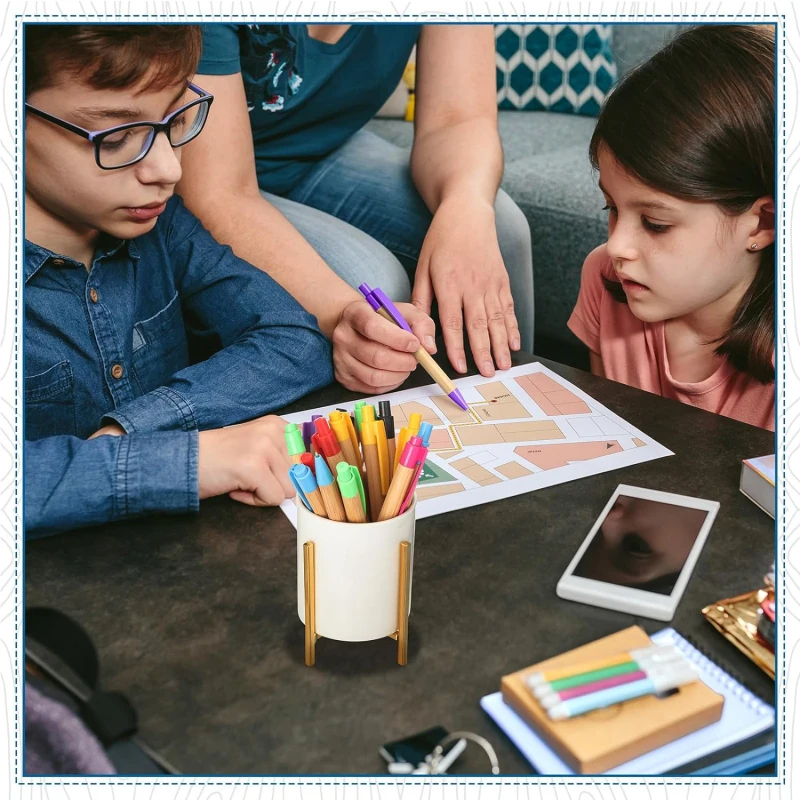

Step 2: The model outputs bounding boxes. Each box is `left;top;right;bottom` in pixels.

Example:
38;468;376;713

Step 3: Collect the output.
197;24;421;195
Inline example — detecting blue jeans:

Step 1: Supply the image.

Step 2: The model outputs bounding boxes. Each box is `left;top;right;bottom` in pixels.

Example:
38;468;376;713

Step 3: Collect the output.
264;129;535;352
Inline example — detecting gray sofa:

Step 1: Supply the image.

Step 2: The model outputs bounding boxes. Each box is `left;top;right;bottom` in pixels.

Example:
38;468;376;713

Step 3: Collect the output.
366;24;684;368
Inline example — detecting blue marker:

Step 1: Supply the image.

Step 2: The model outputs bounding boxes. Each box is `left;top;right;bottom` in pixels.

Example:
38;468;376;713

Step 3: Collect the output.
547;663;697;720
288;464;312;511
418;421;433;448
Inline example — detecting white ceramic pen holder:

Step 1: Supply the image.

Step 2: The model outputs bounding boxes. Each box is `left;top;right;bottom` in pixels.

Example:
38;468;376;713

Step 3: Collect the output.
296;497;416;666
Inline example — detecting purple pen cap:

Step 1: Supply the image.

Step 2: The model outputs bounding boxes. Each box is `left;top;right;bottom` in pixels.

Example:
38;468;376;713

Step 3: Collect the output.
358;283;381;311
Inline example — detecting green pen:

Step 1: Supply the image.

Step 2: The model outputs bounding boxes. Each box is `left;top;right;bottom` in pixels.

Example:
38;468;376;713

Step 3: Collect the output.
336;462;367;523
284;422;306;464
354;401;367;438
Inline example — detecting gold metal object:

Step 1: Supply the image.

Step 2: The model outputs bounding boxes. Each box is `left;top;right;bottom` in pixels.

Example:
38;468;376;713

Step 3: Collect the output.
303;541;316;666
397;540;411;665
702;587;774;679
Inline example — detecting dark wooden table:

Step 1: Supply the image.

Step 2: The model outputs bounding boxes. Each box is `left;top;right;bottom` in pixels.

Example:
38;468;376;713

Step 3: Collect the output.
25;352;776;775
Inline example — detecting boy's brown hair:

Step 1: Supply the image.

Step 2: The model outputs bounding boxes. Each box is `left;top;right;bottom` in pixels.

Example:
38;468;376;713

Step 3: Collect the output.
25;24;202;97
590;24;776;384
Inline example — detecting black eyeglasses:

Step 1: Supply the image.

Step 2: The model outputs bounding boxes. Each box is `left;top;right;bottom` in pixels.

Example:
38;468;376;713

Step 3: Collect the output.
25;82;214;170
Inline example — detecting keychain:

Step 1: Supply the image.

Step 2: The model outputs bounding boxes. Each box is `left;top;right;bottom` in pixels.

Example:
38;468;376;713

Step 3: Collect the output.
387;730;500;775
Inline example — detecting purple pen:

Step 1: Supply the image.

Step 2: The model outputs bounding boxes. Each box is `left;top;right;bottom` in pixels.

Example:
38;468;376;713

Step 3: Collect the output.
358;283;469;411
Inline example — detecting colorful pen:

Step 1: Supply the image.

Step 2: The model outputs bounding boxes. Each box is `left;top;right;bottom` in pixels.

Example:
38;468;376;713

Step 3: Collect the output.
359;283;469;411
284;423;306;465
314;453;346;522
418;421;433;448
394;412;421;471
314;418;345;474
299;452;315;474
398;458;425;516
378;401;396;478
379;435;425;521
290;463;326;517
361;420;384;521
375;418;391;495
336;462;367;523
354;401;366;440
547;663;697;720
329;410;361;469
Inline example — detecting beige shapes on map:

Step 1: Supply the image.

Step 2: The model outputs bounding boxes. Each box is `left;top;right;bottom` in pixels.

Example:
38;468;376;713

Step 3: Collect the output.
427;427;458;452
394;401;443;428
472;382;530;421
496;461;534;479
633;438;646;447
456;420;565;446
450;457;502;486
514;440;624;470
431;395;476;425
516;372;591;416
416;483;466;500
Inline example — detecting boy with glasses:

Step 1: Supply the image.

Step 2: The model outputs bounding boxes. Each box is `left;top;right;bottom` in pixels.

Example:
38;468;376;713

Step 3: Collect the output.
24;25;333;537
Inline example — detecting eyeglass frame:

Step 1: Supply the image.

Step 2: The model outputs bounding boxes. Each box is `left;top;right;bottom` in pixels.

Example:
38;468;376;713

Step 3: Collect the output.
24;81;214;170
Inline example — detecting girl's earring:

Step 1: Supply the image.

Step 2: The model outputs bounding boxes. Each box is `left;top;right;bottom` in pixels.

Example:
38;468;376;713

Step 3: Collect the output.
750;243;759;250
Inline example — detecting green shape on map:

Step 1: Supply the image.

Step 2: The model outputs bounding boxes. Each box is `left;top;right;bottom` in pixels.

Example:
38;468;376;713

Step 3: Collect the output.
419;460;457;485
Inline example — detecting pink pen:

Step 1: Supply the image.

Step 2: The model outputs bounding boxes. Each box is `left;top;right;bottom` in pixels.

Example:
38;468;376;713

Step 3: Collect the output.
399;458;426;515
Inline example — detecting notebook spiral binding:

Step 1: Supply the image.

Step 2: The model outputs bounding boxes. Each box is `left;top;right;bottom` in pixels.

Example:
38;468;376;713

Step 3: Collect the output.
669;630;771;715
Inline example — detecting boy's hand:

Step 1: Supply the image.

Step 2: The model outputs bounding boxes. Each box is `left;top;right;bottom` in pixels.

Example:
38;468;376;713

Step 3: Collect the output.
88;423;126;438
331;299;437;394
198;415;295;506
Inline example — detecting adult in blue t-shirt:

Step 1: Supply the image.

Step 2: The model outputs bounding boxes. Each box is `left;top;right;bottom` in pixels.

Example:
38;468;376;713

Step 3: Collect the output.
180;24;534;395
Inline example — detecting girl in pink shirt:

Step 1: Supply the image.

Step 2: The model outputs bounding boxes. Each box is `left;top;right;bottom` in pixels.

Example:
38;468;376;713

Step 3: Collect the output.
568;25;775;431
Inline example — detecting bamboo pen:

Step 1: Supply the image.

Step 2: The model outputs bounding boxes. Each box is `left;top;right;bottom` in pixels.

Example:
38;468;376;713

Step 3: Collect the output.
285;423;306;465
330;410;361;469
336;462;367;523
379;435;426;521
314;453;346;522
360;419;384;521
359;284;469;410
289;463;327;517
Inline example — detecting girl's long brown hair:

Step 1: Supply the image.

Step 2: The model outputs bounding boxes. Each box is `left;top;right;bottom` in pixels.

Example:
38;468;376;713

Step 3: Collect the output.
590;25;775;383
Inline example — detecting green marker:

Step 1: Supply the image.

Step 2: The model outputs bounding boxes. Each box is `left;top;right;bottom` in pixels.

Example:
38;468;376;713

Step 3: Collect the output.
548;661;641;692
336;462;367;522
354;401;367;437
284;422;306;463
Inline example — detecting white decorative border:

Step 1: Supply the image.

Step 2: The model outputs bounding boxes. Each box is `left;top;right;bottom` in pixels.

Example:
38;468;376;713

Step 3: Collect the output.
1;2;793;799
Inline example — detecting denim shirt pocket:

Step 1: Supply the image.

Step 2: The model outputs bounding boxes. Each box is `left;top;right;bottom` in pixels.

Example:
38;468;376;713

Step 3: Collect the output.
25;360;77;439
131;292;189;394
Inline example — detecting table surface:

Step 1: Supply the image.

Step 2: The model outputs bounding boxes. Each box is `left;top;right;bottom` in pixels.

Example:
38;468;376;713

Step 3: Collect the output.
25;352;776;776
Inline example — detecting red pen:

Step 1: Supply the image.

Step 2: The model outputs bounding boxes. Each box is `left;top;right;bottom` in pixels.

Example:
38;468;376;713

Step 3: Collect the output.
314;418;345;474
300;452;315;474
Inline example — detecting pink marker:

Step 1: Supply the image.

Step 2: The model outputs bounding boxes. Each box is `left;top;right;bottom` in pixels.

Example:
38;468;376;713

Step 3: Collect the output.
540;670;648;710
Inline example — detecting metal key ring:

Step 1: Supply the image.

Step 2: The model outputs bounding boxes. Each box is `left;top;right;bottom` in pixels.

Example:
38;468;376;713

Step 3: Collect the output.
431;731;500;775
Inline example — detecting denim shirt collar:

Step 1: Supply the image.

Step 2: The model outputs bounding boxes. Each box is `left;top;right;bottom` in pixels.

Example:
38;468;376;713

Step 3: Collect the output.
24;236;140;283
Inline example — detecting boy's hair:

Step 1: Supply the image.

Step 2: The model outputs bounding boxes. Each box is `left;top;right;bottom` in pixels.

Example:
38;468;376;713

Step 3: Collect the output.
590;25;775;384
25;24;202;97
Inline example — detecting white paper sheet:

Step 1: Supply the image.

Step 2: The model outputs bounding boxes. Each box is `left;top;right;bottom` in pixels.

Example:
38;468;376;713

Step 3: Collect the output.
280;362;672;526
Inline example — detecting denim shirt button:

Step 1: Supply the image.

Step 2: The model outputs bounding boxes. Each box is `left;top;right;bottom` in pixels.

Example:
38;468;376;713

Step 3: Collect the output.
51;258;65;266
89;288;99;303
111;364;124;380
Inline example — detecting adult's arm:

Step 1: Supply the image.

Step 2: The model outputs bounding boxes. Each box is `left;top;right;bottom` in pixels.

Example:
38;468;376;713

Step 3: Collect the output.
411;25;520;375
177;71;433;393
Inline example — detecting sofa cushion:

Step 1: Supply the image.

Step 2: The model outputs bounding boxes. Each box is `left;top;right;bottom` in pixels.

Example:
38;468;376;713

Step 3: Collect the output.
495;25;616;115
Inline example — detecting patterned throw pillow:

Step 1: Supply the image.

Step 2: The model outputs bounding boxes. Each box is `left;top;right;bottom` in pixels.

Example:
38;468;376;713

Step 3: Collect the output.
495;24;617;116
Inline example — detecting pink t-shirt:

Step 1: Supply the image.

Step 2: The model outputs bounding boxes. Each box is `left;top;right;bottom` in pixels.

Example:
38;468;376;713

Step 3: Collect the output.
568;245;775;431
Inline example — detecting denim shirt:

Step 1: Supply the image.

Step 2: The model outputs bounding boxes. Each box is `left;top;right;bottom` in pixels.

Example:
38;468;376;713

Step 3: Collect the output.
25;195;333;537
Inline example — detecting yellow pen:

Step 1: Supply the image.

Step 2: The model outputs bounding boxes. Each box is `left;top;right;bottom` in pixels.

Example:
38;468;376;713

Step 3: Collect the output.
361;420;383;521
394;412;422;470
375;418;390;496
330;410;361;469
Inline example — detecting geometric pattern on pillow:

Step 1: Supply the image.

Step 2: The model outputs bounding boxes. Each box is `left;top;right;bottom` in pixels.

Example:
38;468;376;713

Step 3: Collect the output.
496;24;617;116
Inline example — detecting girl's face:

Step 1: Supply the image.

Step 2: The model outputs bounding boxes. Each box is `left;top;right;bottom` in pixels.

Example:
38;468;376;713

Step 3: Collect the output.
597;146;762;327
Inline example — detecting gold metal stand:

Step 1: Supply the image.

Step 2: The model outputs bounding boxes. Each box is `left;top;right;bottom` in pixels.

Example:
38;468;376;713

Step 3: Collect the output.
302;540;412;667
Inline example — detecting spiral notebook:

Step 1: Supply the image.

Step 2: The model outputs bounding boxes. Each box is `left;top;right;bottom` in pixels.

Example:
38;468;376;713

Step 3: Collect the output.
481;627;775;775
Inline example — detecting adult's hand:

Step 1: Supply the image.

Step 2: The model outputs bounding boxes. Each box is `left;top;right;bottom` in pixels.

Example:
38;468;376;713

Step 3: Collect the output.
412;195;520;377
198;415;294;506
332;299;437;394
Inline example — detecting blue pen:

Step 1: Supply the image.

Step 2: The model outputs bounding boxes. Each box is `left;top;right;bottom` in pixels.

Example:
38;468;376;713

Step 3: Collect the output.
418;421;433;448
288;464;312;511
289;463;327;517
547;662;697;720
